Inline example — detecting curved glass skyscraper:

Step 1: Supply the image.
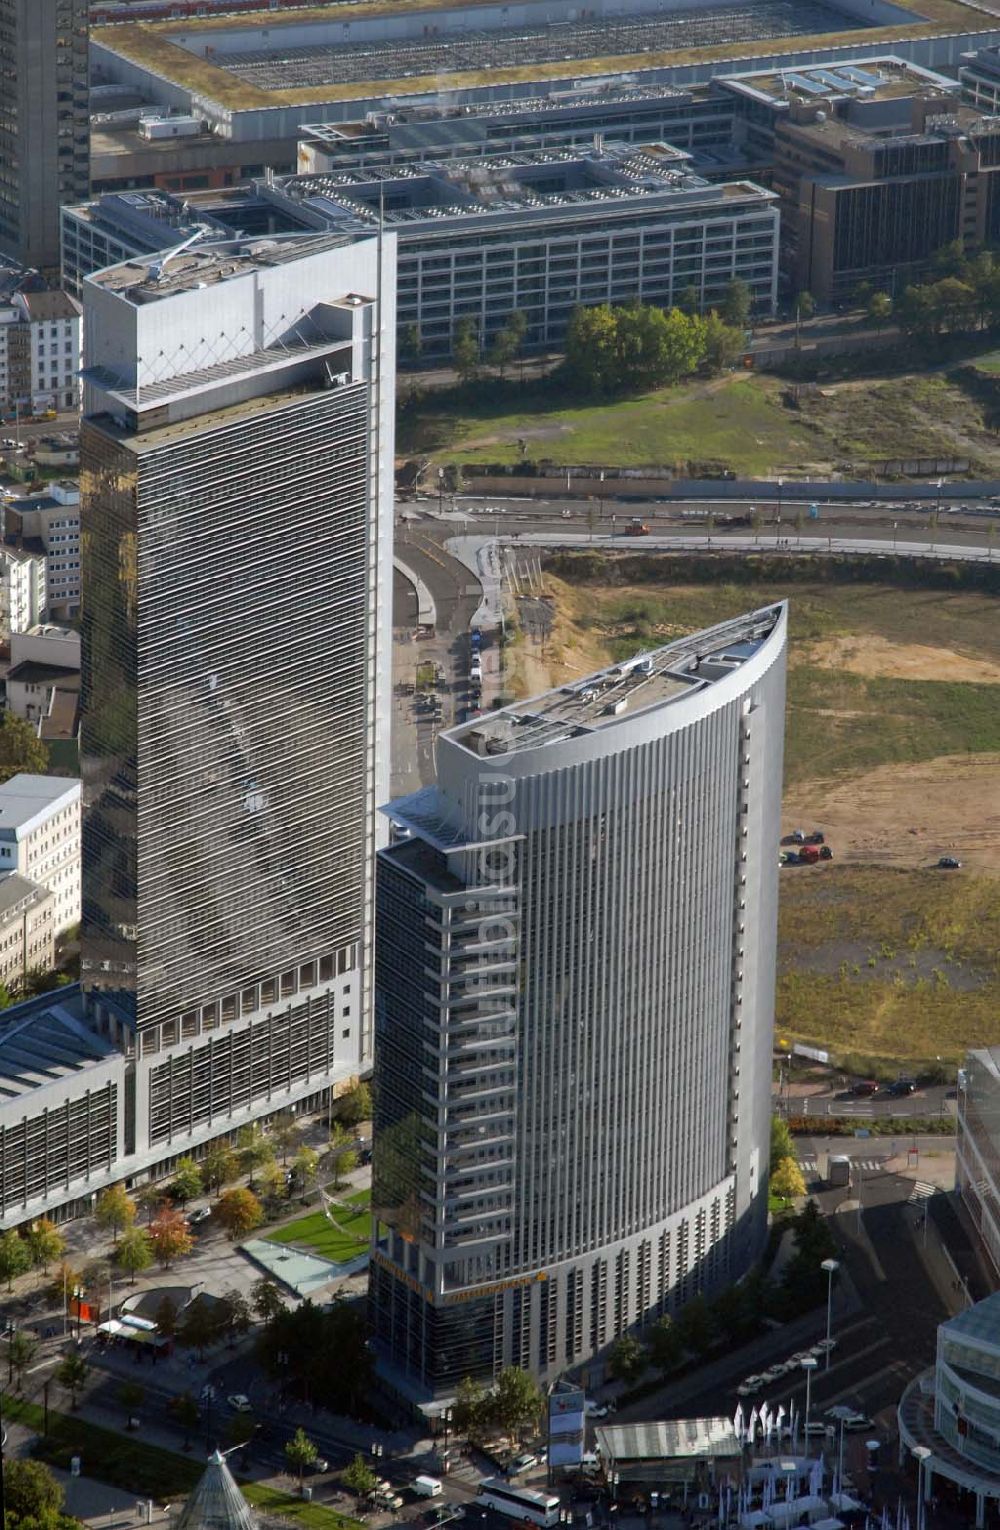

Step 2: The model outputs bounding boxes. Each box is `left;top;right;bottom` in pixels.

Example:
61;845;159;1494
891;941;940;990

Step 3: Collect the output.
372;603;787;1397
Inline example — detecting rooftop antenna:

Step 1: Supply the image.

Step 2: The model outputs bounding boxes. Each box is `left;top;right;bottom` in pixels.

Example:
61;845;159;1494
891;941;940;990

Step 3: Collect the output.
145;224;214;284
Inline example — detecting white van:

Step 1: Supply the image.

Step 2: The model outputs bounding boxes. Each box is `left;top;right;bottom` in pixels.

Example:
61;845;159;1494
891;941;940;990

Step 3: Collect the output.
414;1477;443;1499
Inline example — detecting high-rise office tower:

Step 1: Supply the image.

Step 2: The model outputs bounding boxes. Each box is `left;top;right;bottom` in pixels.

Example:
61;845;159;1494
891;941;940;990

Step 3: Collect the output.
80;231;395;1161
371;605;787;1396
0;0;90;271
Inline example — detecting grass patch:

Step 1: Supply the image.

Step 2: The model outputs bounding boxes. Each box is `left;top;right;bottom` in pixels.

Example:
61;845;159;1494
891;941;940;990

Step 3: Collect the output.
400;367;1000;477
777;866;1000;1065
243;1484;362;1530
4;1396;203;1498
266;1188;371;1262
402;374;814;475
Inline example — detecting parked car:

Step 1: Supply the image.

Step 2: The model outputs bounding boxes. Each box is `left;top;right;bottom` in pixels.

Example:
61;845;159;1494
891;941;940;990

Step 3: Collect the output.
804;831;825;844
886;1078;917;1097
938;856;962;869
853;1080;880;1097
227;1394;252;1412
511;1454;539;1475
189;1206;212;1225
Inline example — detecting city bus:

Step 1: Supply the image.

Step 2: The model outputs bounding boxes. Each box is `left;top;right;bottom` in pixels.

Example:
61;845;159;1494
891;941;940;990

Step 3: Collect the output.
476;1480;560;1528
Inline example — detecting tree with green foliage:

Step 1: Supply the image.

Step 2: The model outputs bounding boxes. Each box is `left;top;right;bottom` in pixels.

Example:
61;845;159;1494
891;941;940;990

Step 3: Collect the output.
489;311;528;379
95;1184;136;1245
5;1459;64;1522
0;1229;29;1291
678;284;702;315
702;310;744;372
257;1161;286;1206
237;1124;275;1191
327;1124;358;1189
172;1391;200;1451
291;1145;320;1194
271;1113;302;1165
26;1218;65;1272
170;1157;203;1206
179;1298;221;1360
492;1365;543;1440
8;1330;37;1389
202;1142;239;1196
400;323;423;365
337;1080;372;1127
674;1293;714;1356
453;318;481;382
770;1114;794;1172
219;1288;253;1345
720;278;752;329
257;1298;374;1415
608;1334;646;1385
285;1427;319;1485
452;1376;491;1440
57;1353;88;1410
795;291;816;321
116;1226;153;1285
135;1182;165;1224
154;1296;179;1339
252;1276;286;1324
0;712;48;785
646;1314;683;1374
867;291;892;331
565;303;619;396
933;238;967;279
771;1156;807;1203
342;1454;378;1503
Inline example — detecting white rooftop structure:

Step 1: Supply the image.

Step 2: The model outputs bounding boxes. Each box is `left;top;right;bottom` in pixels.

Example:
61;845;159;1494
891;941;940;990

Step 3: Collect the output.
0;775;80;837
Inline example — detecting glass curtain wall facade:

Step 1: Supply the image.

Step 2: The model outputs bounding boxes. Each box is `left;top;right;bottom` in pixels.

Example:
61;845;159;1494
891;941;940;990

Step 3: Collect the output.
372;605;787;1396
80;233;395;1158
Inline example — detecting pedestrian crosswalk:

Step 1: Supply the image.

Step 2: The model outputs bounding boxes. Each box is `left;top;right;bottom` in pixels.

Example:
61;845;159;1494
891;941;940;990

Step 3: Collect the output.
797;1156;886;1175
908;1179;937;1203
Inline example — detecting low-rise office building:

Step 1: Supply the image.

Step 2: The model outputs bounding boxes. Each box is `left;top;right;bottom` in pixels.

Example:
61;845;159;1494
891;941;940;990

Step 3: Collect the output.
0;875;56;990
0;290;83;414
0;775;81;935
0;988;124;1226
3;481;81;619
297;84;738;175
65;148;778;355
713;57;999;300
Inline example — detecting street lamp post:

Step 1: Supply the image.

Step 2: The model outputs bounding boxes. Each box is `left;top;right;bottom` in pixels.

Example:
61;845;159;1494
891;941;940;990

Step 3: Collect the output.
777;477;784;527
912;1445;932;1530
821;1259;839;1370
801;1357;818;1454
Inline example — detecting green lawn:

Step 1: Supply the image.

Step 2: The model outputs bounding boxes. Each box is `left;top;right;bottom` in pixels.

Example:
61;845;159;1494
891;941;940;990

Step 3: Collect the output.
244;1484;363;1530
266;1188;371;1263
401;375;815;475
399;367;1000;477
5;1396;203;1498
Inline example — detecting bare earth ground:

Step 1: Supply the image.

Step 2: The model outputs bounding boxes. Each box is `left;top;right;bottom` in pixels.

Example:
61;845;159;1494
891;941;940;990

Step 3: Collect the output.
782;752;1000;874
800;634;1000;685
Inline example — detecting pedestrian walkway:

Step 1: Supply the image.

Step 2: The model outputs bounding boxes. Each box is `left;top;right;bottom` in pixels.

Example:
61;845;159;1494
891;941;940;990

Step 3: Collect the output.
908;1181;937;1204
799;1157;887;1175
